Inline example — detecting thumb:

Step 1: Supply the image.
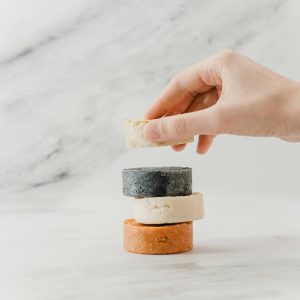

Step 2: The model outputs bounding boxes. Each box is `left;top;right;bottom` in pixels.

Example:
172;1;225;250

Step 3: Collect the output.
144;108;219;143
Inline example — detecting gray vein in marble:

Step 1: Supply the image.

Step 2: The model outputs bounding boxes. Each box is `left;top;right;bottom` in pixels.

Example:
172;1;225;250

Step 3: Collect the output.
0;2;106;66
0;0;298;199
30;170;70;188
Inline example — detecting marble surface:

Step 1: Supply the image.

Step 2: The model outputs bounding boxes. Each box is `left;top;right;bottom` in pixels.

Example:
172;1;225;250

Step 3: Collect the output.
0;0;300;299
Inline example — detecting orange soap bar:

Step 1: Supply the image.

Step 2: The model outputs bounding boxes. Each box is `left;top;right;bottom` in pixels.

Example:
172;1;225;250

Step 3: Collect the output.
123;218;193;255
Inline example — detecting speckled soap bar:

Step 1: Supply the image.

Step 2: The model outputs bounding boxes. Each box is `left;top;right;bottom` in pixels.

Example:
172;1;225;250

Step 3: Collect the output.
124;119;194;148
122;167;192;197
123;218;193;254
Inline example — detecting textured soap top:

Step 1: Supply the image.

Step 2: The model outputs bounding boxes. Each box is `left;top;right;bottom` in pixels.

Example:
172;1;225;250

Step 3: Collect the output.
122;166;192;197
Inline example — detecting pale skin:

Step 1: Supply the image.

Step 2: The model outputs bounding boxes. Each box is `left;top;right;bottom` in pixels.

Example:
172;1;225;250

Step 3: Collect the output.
143;50;300;154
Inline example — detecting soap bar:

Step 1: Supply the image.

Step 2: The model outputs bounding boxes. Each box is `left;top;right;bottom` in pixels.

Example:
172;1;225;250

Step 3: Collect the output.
124;119;194;148
122;167;192;197
123;218;193;254
134;192;204;224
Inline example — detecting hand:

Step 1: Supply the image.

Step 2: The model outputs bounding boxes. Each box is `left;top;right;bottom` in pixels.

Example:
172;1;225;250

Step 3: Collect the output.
144;50;300;154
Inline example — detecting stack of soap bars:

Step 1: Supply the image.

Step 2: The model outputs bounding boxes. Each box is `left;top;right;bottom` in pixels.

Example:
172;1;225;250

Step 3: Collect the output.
122;167;204;255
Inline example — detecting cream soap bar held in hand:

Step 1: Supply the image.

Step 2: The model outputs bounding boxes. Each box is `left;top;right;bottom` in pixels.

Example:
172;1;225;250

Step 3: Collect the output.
124;119;194;148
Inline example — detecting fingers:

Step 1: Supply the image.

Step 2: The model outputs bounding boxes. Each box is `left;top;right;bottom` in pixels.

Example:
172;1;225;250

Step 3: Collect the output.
169;90;219;153
186;88;219;113
144;57;222;119
144;108;219;143
171;136;215;154
171;144;186;152
196;135;215;154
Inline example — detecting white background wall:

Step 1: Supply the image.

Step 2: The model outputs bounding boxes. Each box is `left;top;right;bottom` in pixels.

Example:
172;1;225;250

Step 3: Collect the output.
0;0;299;201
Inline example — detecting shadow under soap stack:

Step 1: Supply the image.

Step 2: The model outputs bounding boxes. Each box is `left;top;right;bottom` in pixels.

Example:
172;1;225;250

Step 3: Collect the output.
122;167;204;255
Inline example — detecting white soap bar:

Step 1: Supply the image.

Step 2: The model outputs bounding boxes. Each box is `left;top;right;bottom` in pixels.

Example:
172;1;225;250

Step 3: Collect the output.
134;192;204;224
124;119;194;148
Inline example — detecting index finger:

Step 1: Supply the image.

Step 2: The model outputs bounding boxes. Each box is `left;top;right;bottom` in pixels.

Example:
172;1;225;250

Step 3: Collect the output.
144;57;222;119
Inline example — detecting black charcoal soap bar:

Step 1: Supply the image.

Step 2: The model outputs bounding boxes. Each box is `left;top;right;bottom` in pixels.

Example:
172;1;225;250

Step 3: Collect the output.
122;167;192;197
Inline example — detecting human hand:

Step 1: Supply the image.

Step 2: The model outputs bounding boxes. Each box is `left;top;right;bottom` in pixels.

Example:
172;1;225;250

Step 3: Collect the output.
144;50;300;154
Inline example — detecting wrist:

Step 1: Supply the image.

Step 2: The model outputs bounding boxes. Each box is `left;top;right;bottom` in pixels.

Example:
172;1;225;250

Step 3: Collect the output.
280;81;300;141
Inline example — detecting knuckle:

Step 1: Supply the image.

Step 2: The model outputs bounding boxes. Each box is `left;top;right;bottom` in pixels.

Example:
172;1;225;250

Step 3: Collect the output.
217;49;237;65
171;115;188;137
159;120;169;137
170;75;184;93
169;75;180;88
170;72;192;96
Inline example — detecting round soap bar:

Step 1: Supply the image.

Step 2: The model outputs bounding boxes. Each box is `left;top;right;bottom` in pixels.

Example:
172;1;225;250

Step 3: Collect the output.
124;119;194;148
122;167;192;197
123;218;193;255
134;192;204;224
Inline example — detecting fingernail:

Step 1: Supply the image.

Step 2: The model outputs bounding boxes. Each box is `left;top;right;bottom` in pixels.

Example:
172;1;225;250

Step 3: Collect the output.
144;122;161;141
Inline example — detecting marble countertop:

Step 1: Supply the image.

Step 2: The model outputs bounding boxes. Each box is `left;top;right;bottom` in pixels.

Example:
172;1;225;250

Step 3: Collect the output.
0;0;299;299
